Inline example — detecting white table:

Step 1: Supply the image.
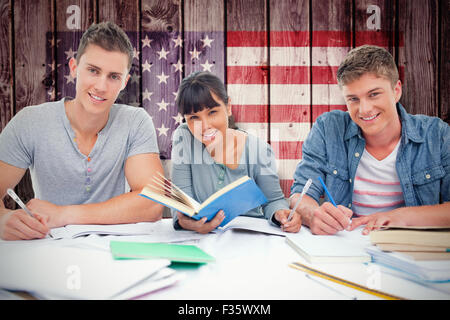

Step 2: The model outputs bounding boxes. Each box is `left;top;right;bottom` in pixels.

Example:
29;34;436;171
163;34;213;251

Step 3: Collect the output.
146;227;450;300
1;219;449;300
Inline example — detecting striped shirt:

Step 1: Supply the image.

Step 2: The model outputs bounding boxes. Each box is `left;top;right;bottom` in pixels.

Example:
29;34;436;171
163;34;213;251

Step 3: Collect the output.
352;140;405;215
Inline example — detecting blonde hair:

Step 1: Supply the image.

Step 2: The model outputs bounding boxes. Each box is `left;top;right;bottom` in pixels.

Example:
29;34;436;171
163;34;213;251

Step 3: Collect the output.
337;45;399;88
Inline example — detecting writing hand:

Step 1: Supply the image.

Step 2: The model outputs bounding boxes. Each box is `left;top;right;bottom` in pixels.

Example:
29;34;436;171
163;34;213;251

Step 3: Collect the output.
309;202;353;235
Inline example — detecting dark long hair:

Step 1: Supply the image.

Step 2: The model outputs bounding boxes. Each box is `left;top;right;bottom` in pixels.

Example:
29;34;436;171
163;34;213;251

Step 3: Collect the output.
176;71;229;115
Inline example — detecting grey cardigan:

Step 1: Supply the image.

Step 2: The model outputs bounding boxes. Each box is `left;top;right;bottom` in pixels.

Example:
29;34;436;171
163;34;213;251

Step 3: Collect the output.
170;124;288;229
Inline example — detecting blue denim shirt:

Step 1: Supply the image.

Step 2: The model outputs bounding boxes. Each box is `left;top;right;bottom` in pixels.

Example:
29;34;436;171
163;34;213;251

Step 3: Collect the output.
291;103;450;209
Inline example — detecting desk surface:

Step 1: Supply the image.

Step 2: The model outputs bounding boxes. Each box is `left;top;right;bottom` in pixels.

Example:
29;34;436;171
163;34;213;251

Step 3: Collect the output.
1;219;450;300
146;227;450;300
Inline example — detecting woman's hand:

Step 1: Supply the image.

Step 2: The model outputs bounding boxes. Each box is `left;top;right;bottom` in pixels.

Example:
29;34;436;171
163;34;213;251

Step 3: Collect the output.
177;210;225;234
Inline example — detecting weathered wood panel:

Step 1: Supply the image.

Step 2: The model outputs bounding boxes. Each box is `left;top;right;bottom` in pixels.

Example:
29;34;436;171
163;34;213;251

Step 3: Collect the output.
354;0;395;53
0;0;15;209
184;0;224;80
440;0;449;123
0;0;12;132
98;0;141;108
13;0;54;203
0;0;447;207
269;0;310;197
141;0;181;161
311;0;351;122
226;0;268;142
55;0;95;101
398;0;438;116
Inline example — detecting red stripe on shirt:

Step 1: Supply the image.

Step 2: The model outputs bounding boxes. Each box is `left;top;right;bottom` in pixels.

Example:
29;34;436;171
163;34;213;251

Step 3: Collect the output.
355;176;401;186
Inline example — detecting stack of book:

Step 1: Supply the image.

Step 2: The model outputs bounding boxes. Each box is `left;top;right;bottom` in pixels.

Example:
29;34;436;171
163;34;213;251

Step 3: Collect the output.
366;226;450;282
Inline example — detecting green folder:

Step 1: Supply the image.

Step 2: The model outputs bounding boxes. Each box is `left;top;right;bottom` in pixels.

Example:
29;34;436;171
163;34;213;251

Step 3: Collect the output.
110;241;215;264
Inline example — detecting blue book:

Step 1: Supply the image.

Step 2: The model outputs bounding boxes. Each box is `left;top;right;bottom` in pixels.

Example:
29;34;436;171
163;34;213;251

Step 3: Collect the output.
139;175;267;227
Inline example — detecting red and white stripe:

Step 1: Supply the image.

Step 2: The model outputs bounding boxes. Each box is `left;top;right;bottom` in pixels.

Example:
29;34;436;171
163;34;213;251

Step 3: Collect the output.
227;31;348;196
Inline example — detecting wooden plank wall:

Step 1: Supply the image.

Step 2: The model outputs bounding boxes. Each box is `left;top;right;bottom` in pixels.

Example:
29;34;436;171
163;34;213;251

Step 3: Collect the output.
1;0;448;209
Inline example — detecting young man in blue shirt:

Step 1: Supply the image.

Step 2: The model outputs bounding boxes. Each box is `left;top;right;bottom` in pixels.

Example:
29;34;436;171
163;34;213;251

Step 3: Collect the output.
288;45;449;235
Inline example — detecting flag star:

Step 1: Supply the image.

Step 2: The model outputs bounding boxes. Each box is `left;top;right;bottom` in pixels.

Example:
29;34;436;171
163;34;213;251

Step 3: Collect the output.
189;46;201;60
201;60;214;72
157;123;169;136
47;88;55;99
48;63;61;72
172;113;183;125
142;88;153;101
48;38;61;48
64;73;75;84
172;35;183;48
64;48;77;60
200;35;214;48
157;71;169;84
142;60;153;73
132;47;140;60
141;35;152;48
172;59;183;73
130;72;140;84
157;99;169;112
172;91;178;99
157;47;170;60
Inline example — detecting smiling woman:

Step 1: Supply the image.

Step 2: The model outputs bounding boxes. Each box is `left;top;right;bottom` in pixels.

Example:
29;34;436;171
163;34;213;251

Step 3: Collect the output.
169;71;300;235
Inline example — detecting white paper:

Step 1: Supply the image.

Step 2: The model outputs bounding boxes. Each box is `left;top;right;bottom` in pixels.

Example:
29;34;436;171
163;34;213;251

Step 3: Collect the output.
0;244;170;299
217;216;286;236
286;226;372;263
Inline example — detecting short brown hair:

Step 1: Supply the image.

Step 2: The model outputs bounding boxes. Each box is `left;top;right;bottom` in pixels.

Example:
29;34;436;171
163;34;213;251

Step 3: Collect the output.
76;21;133;71
337;45;399;88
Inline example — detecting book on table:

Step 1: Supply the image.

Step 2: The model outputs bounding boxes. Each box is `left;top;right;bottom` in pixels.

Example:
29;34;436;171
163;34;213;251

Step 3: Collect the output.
369;226;450;261
139;173;267;228
110;241;215;264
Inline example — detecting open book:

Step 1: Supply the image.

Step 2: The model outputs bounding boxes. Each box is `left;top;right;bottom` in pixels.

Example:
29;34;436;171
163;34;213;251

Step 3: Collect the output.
139;173;267;228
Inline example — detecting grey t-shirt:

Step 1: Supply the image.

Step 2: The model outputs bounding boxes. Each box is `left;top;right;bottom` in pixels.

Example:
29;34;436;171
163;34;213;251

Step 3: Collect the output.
0;98;159;205
171;124;288;228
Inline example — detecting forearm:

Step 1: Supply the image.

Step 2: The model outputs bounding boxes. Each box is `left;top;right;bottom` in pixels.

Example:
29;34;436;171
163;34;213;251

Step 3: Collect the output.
289;194;319;227
62;191;164;225
391;202;450;227
0;199;9;216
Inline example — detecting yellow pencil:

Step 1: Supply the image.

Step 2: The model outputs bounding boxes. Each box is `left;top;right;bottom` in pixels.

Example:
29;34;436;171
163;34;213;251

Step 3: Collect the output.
289;262;406;300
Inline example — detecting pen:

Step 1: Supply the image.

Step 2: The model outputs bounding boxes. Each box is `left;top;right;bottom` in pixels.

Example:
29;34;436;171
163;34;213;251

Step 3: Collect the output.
6;188;35;218
317;176;337;207
288;178;312;221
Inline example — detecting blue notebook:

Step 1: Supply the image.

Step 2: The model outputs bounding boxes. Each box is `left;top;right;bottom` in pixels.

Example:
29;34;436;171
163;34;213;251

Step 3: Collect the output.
139;175;267;227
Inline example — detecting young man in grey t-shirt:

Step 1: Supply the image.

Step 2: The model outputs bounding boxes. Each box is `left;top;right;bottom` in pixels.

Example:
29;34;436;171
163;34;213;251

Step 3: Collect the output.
0;22;164;240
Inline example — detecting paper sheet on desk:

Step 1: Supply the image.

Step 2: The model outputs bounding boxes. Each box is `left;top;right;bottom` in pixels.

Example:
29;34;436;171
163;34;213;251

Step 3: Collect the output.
49;219;208;243
0;244;170;299
286;227;371;263
216;216;287;236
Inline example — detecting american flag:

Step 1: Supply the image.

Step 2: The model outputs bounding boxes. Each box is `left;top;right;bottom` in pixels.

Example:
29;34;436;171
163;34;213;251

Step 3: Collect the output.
48;30;392;197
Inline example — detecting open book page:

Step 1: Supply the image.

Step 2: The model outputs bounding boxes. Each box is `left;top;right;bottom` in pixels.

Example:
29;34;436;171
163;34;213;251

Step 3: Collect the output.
216;216;286;236
48;219;208;242
140;186;198;216
199;176;250;211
